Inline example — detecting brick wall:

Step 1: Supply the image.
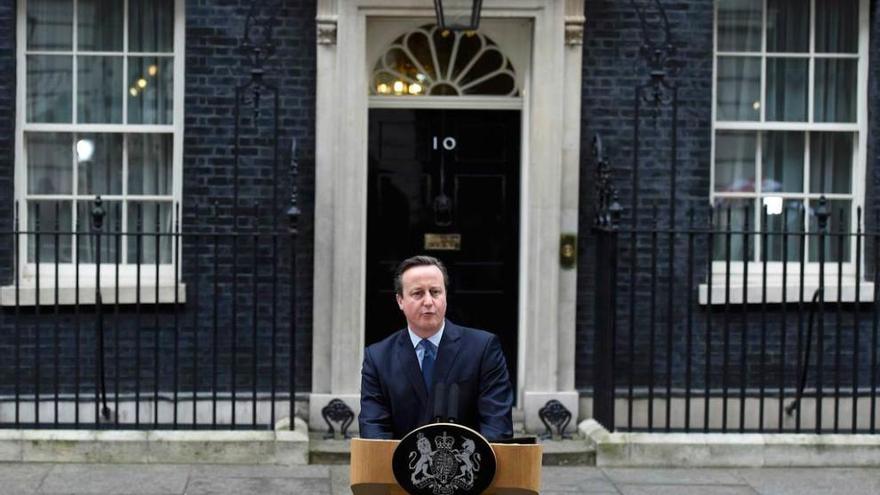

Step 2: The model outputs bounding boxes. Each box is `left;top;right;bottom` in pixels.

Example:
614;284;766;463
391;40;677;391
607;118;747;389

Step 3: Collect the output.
576;0;880;393
0;0;14;278
0;0;316;406
577;0;715;388
183;0;316;392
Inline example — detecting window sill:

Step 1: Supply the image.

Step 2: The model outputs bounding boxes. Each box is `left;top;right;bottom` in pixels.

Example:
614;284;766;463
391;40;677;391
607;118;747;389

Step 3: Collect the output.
698;281;875;305
0;283;187;307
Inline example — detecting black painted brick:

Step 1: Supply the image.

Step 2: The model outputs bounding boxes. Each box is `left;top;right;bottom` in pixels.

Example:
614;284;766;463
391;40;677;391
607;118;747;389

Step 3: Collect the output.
576;0;880;394
0;0;316;402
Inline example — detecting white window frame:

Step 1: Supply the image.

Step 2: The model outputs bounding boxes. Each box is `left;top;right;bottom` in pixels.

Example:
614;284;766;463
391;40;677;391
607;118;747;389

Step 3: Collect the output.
703;0;871;304
3;0;186;306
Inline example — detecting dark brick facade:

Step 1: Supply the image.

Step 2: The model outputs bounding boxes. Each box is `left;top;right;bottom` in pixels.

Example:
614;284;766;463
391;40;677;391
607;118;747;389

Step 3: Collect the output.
0;0;316;406
0;0;14;279
183;0;316;392
1;0;877;415
577;0;880;394
577;0;715;388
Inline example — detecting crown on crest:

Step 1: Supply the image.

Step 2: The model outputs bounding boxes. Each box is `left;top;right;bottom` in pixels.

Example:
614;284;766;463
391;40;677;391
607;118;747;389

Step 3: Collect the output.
434;432;455;449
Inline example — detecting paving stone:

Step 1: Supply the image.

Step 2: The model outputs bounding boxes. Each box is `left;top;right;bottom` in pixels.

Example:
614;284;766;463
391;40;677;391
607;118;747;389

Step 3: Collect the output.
540;492;617;495
328;465;351;495
737;468;880;495
540;439;596;466
183;477;330;495
37;464;189;494
0;463;52;495
540;467;617;492
603;467;747;485
618;485;757;495
188;464;329;479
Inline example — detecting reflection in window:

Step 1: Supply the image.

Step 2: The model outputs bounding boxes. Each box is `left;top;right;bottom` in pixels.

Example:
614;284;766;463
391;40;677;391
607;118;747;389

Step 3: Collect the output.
20;0;178;267
712;0;864;265
714;131;755;193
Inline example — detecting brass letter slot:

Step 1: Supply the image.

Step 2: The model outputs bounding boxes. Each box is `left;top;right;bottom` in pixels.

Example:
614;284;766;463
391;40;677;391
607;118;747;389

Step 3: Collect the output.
424;233;462;251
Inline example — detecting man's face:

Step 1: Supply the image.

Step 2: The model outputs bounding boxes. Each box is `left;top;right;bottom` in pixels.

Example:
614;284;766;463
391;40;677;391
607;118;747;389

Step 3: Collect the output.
396;264;447;337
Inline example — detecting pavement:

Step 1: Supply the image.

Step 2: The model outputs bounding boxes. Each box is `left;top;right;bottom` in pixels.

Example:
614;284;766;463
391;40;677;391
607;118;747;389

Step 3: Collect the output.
2;463;880;495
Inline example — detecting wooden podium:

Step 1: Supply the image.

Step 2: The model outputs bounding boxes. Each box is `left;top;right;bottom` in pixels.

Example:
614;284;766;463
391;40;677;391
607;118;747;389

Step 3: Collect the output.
350;438;542;494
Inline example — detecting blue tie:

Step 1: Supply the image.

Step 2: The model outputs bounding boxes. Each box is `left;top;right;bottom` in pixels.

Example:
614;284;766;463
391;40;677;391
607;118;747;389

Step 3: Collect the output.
419;339;436;393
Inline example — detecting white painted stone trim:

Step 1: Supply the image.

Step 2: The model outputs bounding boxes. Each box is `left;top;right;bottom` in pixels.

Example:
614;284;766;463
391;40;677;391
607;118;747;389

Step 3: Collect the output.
0;283;187;306
0;417;309;465
312;0;584;431
698;281;875;305
580;419;880;467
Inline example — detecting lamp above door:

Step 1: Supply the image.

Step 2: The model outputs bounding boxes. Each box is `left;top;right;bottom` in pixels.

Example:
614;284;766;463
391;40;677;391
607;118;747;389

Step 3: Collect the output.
434;0;483;32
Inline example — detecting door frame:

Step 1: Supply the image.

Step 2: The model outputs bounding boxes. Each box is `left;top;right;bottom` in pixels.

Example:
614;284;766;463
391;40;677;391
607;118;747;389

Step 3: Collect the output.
311;0;585;434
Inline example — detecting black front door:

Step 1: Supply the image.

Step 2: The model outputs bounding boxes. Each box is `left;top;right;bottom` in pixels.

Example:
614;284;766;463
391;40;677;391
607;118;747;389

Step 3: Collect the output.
366;108;521;391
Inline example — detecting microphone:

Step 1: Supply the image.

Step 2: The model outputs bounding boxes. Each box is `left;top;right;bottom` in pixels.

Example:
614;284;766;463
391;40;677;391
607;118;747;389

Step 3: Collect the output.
447;382;459;423
432;382;447;423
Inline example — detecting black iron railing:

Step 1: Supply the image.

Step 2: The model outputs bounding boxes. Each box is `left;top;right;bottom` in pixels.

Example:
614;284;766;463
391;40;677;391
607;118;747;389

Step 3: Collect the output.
590;0;878;434
593;168;880;434
0;198;298;430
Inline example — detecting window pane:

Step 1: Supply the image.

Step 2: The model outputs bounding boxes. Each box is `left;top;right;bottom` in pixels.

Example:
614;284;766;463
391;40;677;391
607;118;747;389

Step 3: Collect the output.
129;0;175;53
816;0;859;53
77;134;122;195
128;134;173;196
77;56;123;124
27;201;73;263
810;132;853;194
27;0;73;51
808;200;851;262
814;59;857;123
761;199;804;262
766;57;807;121
762;131;804;193
127;202;173;264
715;131;756;192
27;133;72;194
76;200;122;263
766;0;809;53
717;0;762;52
716;57;761;121
713;198;755;262
77;0;123;51
128;57;173;124
27;55;73;123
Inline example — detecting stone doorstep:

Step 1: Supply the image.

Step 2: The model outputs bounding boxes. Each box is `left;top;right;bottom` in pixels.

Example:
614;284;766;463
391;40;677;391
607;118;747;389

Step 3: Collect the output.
0;417;309;465
580;419;880;467
308;432;596;466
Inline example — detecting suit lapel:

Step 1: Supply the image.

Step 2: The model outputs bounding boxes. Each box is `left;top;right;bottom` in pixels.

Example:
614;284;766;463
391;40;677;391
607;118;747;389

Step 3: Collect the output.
396;329;428;404
433;320;463;386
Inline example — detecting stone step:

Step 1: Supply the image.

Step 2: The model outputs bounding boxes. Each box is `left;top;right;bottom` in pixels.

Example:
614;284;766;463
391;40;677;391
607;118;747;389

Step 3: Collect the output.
308;433;595;466
308;434;352;465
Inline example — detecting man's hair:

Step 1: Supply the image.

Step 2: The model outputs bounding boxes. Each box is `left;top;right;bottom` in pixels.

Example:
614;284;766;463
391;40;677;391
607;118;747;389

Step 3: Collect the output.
394;255;449;295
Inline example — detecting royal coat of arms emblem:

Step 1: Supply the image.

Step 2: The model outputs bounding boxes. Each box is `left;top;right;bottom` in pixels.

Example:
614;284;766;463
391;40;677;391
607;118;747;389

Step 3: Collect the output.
392;423;496;495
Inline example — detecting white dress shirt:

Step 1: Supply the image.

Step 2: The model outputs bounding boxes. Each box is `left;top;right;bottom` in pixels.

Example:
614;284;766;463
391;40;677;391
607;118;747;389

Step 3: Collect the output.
407;321;445;369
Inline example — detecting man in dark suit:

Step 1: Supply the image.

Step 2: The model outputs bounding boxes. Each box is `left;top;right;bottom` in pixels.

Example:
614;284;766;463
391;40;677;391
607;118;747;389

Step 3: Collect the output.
359;255;514;441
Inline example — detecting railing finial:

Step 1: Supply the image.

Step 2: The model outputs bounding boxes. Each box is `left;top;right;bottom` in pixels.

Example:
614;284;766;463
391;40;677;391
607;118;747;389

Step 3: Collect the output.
593;133;622;230
91;196;106;232
815;196;830;232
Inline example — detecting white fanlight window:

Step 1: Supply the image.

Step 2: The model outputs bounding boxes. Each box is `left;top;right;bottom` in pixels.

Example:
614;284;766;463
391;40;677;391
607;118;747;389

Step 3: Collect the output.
370;24;519;97
9;0;185;304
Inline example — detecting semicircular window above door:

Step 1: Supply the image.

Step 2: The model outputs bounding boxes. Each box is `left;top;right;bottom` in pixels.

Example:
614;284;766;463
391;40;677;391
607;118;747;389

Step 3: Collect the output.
371;24;519;97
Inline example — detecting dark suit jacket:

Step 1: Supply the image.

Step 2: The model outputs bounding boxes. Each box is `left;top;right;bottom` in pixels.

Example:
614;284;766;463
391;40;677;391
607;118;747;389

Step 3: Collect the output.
359;320;514;441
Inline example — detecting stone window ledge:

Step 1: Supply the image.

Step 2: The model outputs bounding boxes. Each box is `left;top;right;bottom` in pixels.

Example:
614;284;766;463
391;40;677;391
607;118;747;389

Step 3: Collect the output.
0;283;187;307
698;281;875;305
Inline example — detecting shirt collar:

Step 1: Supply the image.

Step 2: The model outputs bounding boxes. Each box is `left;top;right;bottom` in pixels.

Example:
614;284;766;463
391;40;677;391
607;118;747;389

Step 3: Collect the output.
408;320;445;349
